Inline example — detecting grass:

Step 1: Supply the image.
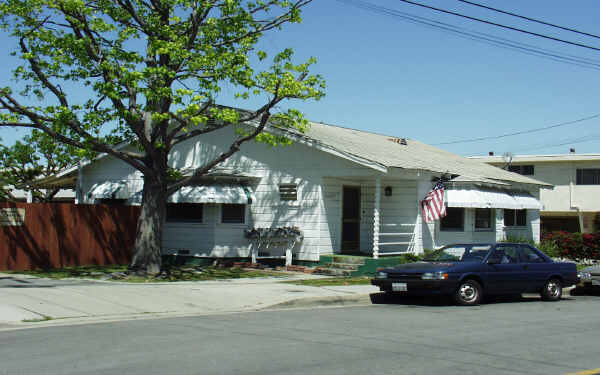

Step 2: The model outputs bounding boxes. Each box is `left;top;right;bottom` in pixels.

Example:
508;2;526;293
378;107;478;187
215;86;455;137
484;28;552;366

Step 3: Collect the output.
6;265;286;282
283;276;372;287
22;315;53;323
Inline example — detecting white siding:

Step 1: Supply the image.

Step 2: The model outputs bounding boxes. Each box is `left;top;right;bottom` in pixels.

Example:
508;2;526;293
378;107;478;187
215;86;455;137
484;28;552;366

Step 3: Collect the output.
80;126;381;261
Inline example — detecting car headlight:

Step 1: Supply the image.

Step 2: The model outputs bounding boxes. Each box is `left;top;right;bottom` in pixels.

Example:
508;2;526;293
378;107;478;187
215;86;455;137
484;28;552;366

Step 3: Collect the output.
375;271;388;279
577;271;592;282
422;271;448;280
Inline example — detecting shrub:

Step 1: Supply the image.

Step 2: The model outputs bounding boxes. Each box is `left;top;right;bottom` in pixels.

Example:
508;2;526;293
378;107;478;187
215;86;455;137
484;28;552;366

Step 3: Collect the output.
541;231;600;261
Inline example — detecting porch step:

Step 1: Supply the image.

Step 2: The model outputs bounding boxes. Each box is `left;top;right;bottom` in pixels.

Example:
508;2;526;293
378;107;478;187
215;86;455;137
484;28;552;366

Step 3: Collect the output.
331;256;367;265
313;267;353;277
328;262;361;271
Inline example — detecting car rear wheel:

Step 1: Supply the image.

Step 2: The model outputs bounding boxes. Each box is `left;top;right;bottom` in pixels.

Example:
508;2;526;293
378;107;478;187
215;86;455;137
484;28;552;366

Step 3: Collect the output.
541;278;562;301
454;279;482;306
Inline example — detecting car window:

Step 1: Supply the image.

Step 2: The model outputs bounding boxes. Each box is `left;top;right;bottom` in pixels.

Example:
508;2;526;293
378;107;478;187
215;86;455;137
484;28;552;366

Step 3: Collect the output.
518;246;546;263
491;245;519;264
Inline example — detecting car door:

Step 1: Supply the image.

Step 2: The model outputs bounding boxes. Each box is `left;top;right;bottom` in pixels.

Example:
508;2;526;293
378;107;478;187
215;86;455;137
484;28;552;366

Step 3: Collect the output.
485;244;523;294
516;245;551;292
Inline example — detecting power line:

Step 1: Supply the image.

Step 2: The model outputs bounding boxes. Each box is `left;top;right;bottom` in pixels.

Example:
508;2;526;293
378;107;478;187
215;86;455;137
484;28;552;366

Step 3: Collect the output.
456;0;600;40
396;0;600;52
337;0;600;70
434;114;600;146
511;133;600;153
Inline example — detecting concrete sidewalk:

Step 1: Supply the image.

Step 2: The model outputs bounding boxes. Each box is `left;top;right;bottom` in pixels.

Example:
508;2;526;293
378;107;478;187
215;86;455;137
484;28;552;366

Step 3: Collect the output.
0;272;377;329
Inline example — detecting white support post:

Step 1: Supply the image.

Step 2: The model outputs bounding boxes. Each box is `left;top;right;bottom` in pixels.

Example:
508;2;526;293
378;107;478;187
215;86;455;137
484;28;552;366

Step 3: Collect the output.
26;190;33;203
373;176;381;259
75;162;83;204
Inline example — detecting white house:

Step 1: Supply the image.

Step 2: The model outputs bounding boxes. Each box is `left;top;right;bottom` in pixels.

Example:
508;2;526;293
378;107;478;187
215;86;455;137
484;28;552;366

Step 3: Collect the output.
43;121;549;262
471;153;600;233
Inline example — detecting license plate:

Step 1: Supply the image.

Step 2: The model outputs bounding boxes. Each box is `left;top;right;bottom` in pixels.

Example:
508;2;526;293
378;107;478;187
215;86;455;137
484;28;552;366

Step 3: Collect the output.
392;282;407;292
592;279;600;286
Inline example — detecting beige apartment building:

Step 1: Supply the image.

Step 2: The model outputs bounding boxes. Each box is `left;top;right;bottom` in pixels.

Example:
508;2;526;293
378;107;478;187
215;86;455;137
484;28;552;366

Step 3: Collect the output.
470;153;600;234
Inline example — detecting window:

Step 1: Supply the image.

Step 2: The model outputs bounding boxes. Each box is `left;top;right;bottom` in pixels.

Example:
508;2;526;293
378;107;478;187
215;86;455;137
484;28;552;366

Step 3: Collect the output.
490;245;520;264
475;208;493;230
577;169;600;185
508;165;534;175
221;204;245;224
518;246;546;263
279;183;297;201
166;203;203;222
440;207;464;231
504;209;527;227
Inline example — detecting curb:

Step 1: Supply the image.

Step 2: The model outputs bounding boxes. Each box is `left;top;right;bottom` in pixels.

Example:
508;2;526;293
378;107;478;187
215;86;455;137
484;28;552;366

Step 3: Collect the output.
263;293;373;310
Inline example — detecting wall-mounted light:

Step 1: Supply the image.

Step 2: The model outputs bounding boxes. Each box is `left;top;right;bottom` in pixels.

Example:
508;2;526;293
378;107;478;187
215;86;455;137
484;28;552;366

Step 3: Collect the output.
384;186;392;197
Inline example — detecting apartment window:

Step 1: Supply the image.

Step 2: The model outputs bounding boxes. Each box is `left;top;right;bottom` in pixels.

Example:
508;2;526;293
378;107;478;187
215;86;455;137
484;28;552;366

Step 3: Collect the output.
167;203;203;223
577;169;600;185
508;165;534;175
504;209;527;227
221;204;245;224
279;183;297;201
475;208;493;230
440;207;464;231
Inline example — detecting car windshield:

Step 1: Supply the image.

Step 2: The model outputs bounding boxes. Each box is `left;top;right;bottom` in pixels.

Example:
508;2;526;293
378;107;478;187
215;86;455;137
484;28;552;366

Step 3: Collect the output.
424;245;492;262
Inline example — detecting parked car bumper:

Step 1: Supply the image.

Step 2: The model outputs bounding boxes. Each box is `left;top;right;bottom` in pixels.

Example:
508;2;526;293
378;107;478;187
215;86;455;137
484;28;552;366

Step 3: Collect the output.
371;279;457;295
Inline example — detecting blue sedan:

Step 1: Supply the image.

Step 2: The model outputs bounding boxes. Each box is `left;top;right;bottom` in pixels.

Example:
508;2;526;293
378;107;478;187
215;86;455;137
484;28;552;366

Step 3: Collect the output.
371;243;578;305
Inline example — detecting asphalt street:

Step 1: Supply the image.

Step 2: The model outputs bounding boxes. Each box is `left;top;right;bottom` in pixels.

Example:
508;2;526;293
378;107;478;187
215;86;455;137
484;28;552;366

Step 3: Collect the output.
2;293;600;375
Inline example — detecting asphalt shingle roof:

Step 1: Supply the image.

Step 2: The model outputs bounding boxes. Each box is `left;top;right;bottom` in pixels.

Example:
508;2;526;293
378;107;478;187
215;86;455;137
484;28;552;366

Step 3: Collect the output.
285;122;549;187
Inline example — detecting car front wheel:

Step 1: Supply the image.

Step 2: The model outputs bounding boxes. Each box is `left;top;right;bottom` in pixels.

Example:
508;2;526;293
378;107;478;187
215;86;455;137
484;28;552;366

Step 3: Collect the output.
454;279;482;306
541;278;562;301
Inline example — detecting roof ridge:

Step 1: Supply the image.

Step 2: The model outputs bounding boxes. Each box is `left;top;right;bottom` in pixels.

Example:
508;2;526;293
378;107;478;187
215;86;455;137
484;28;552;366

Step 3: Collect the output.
309;121;410;140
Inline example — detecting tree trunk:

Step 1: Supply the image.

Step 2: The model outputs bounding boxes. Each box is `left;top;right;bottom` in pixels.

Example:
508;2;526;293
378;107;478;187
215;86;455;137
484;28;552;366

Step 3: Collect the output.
129;173;167;275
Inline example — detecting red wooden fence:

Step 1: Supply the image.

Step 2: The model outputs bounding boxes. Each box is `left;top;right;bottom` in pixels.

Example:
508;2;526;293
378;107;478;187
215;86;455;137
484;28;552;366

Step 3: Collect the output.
0;202;140;271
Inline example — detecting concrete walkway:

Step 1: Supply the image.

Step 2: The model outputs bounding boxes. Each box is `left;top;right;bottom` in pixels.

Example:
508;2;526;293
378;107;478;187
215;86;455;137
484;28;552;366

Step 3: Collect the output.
0;272;378;329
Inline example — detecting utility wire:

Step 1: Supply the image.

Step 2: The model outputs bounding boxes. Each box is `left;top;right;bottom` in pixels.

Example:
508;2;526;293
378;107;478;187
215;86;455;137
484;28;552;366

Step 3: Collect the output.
337;0;600;70
396;0;600;52
511;133;600;153
456;0;600;40
434;114;600;146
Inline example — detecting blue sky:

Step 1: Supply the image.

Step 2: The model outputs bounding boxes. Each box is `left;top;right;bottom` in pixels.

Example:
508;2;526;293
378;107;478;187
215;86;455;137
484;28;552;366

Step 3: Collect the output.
1;0;599;157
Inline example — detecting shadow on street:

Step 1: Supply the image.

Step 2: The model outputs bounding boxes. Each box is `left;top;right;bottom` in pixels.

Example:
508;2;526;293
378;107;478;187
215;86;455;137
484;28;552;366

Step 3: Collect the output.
369;291;580;306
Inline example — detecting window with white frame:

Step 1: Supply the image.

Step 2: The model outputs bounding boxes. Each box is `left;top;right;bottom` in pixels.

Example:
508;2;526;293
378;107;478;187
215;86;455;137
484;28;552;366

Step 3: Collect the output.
504;209;526;227
221;204;245;224
475;208;493;230
167;203;203;223
440;207;464;231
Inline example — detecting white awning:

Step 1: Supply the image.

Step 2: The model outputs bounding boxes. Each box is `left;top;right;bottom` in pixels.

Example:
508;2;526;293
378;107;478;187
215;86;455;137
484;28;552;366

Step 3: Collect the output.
511;191;544;210
169;185;255;204
87;181;133;199
446;188;542;210
127;184;255;205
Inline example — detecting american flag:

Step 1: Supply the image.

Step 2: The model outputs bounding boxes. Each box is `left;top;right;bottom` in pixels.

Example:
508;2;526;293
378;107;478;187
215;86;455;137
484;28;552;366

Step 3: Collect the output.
421;181;446;223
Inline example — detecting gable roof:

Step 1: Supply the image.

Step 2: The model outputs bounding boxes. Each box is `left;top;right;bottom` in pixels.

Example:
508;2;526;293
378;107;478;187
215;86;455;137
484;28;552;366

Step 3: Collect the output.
278;122;550;187
31;115;550;188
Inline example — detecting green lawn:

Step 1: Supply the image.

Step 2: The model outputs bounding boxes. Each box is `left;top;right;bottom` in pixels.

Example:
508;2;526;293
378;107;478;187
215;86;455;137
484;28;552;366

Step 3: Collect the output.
5;265;286;282
282;276;372;287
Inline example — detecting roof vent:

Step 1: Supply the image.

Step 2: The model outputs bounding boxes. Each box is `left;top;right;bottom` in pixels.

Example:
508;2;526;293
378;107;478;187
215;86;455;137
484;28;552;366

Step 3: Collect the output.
388;138;407;145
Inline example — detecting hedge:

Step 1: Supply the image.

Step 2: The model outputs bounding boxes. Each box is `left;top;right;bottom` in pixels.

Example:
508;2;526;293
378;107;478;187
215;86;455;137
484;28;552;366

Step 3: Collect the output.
541;231;600;261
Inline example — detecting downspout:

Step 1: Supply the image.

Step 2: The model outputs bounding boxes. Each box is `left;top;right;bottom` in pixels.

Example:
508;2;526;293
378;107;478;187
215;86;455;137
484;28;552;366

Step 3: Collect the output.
569;165;584;232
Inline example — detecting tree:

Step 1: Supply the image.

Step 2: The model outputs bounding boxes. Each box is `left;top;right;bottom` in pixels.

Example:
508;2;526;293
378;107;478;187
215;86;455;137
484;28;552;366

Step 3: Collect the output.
0;0;325;274
0;130;86;202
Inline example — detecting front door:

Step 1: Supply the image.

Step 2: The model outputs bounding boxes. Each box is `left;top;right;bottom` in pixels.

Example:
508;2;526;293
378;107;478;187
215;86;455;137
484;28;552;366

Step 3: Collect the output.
341;186;361;253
